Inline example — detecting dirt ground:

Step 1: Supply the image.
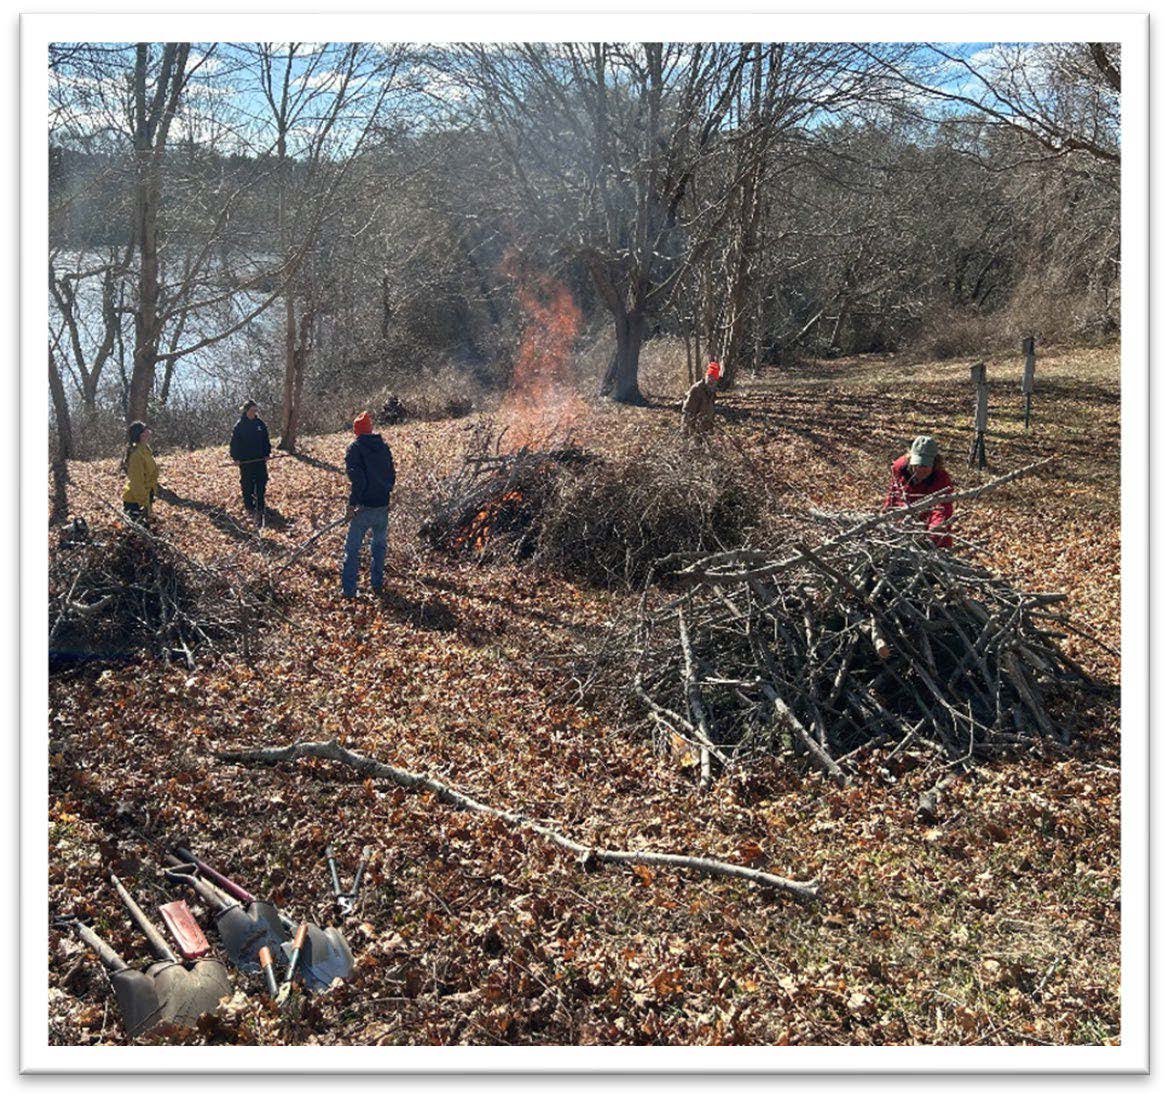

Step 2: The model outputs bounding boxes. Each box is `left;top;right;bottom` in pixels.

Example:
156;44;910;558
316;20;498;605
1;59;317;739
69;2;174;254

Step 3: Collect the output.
47;342;1121;1046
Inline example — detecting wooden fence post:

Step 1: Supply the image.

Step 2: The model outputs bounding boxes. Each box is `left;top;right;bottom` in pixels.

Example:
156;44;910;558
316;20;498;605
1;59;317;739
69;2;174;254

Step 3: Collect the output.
968;360;988;469
1021;336;1036;429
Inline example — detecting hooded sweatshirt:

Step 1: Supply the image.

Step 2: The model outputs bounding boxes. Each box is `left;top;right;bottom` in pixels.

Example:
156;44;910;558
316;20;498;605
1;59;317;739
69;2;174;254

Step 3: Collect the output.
123;443;159;509
345;432;396;507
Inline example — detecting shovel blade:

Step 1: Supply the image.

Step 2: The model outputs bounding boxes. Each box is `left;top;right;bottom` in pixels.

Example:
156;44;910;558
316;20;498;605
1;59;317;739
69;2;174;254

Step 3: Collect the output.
214;905;286;974
148;959;233;1031
296;924;355;993
110;967;166;1039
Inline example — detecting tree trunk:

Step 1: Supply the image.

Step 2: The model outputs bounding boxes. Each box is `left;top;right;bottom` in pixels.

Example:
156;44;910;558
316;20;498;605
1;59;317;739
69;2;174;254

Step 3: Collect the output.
276;119;300;453
281;305;314;452
380;270;392;339
750;280;765;372
278;290;299;451
128;153;160;423
49;346;73;459
720;167;764;389
600;310;645;404
127;42;189;424
49;346;73;525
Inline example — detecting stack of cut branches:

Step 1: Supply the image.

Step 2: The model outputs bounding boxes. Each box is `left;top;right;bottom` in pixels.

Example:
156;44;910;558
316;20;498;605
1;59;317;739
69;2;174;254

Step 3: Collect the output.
420;422;595;561
621;462;1098;786
423;423;758;585
49;518;274;671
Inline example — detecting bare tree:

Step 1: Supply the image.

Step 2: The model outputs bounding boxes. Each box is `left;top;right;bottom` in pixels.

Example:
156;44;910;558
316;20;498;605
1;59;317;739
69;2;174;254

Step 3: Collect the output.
127;43;196;421
237;42;401;451
864;42;1120;166
48;248;130;411
452;42;890;402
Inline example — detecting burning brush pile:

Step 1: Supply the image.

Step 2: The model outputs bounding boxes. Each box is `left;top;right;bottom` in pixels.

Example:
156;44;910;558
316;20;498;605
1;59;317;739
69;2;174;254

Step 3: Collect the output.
49;518;274;671
421;423;757;586
608;464;1100;785
420;422;598;561
419;261;759;582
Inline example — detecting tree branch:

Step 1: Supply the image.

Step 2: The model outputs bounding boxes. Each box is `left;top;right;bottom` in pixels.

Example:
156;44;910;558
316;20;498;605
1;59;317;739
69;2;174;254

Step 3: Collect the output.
214;737;820;903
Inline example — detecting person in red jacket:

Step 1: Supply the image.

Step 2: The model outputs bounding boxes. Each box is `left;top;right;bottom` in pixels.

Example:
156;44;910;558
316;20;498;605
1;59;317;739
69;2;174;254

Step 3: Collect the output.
883;435;954;548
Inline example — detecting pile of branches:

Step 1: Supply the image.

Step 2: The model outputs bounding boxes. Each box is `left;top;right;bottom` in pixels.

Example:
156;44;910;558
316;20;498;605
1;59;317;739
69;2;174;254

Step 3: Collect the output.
614;462;1098;786
420;422;596;561
49;517;275;671
422;423;758;586
535;444;758;587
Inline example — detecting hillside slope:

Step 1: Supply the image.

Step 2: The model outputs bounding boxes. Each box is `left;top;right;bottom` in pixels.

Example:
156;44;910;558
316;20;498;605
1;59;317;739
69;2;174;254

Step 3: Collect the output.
48;345;1121;1046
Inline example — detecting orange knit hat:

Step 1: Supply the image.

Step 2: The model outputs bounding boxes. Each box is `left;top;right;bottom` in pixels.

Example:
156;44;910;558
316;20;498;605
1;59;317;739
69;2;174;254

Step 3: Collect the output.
705;361;722;381
353;411;373;436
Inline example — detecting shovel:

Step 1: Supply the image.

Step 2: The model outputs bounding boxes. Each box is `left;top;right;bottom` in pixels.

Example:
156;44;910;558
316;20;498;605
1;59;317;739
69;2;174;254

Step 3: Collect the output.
282;911;356;994
176;846;355;994
276;922;308;1005
110;875;233;1031
53;916;166;1039
163;862;286;975
171;847;289;956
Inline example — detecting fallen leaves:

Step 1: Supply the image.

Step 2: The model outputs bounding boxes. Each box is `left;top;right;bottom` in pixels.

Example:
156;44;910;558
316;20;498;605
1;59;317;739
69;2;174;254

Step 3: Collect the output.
46;345;1121;1048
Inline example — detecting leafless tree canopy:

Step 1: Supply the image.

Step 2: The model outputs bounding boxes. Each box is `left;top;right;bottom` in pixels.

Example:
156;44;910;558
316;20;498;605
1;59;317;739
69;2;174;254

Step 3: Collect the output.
48;40;1120;450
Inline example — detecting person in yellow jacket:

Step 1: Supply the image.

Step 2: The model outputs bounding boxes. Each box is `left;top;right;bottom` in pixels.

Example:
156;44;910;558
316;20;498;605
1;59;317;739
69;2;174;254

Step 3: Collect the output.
122;421;159;520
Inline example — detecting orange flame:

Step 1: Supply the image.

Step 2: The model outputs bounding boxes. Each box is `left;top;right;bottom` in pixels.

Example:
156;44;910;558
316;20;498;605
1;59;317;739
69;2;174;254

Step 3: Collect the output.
453;488;528;553
498;261;584;449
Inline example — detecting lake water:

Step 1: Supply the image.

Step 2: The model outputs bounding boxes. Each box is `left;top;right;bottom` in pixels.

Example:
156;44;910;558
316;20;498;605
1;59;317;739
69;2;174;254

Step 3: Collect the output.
49;250;283;408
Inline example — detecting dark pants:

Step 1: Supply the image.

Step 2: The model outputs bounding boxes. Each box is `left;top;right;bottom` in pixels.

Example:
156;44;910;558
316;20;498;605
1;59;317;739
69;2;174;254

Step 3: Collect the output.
240;462;268;514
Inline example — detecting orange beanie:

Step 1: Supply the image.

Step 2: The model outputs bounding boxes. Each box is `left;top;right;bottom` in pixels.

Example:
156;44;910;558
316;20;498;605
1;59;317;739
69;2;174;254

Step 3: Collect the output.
705;361;722;381
353;411;373;436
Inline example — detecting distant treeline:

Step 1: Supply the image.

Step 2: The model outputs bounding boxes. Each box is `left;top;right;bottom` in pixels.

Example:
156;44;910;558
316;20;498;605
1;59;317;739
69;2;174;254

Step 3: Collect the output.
48;41;1119;456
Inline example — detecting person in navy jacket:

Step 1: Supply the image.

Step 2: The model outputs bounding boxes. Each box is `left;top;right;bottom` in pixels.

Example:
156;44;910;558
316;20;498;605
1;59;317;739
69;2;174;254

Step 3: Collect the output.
342;411;396;597
229;400;272;524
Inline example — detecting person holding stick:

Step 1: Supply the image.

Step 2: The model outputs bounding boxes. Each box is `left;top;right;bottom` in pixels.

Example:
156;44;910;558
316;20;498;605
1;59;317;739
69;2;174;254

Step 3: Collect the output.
229;399;272;525
883;435;954;548
342;411;396;599
122;421;159;521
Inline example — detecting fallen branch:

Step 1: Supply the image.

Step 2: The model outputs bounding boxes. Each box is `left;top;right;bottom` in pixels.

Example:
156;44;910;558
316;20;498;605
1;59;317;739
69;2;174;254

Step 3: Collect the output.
678;607;715;788
221;454;292;468
271;513;348;575
214;737;820;904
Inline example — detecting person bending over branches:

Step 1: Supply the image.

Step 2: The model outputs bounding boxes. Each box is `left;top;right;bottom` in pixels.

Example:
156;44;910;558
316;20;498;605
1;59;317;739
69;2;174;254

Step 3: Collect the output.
681;360;722;437
883;435;954;549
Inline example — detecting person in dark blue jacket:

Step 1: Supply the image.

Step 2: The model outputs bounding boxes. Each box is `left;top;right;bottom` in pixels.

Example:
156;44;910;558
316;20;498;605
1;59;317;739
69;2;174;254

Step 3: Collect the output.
342;411;396;597
229;400;272;524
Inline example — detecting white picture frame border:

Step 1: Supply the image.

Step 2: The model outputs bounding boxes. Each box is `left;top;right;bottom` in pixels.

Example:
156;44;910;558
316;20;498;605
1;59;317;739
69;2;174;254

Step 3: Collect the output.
17;5;1150;1075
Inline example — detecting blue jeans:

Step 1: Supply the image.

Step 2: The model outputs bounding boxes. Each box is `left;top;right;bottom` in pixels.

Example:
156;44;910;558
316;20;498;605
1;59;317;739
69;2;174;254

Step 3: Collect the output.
341;505;388;596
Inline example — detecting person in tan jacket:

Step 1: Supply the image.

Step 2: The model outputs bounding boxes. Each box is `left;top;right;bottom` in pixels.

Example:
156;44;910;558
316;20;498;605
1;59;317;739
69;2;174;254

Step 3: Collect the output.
681;360;721;436
122;421;159;520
